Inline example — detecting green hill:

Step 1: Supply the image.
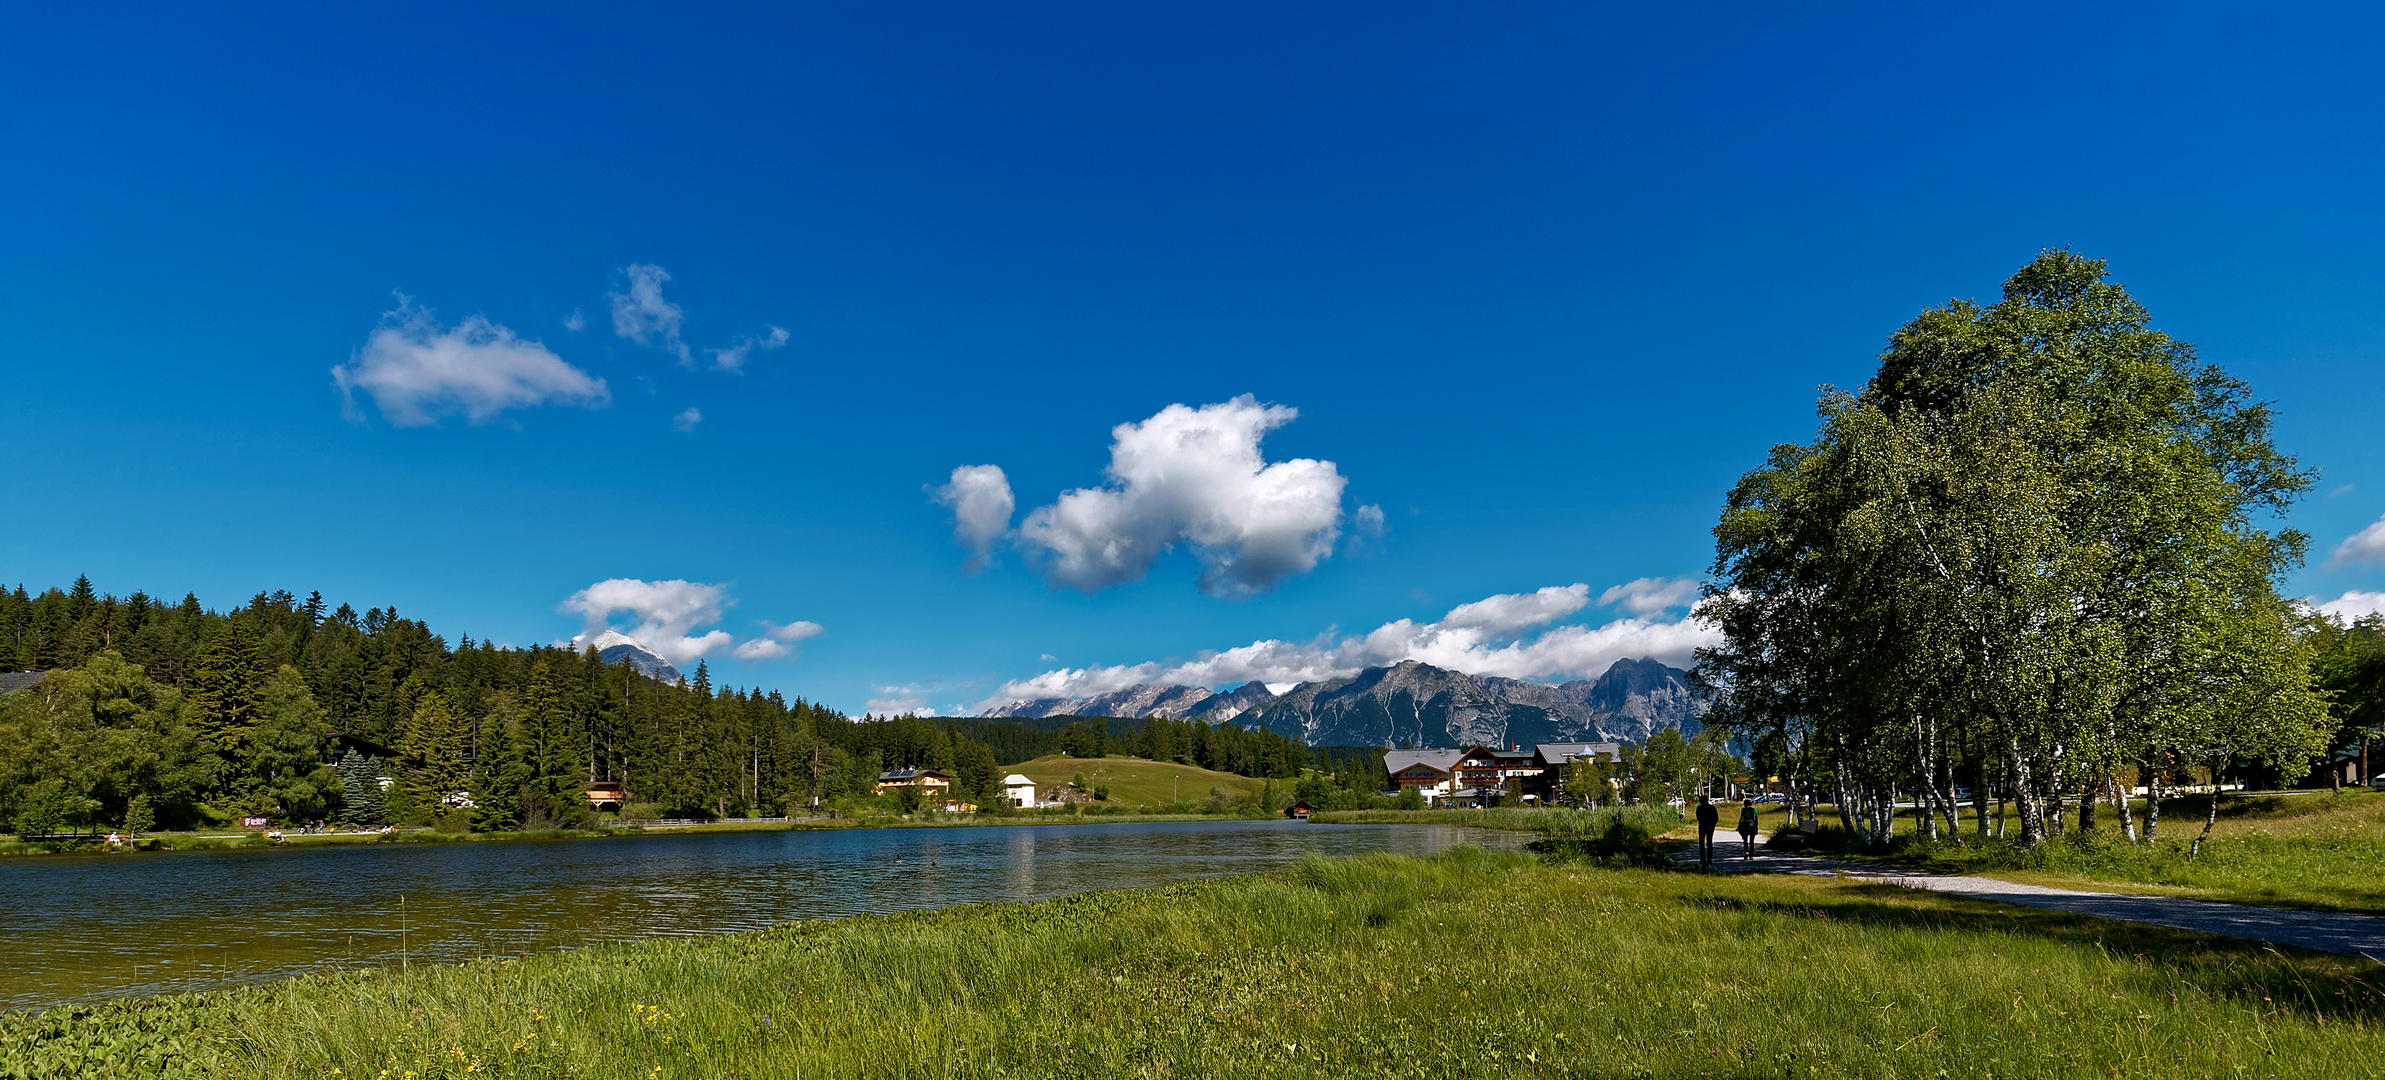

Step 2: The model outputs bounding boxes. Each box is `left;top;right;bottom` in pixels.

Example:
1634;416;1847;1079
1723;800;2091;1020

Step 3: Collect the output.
1008;756;1267;808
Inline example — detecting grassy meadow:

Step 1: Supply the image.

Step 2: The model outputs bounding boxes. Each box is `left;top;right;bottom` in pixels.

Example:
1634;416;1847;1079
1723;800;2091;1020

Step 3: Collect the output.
1816;787;2385;915
1004;755;1267;809
8;845;2380;1079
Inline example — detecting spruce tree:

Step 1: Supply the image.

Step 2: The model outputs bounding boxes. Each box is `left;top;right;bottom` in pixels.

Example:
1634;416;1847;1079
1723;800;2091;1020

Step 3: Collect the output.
518;666;589;827
335;750;386;828
186;623;269;755
471;712;525;831
401;689;471;814
66;575;95;625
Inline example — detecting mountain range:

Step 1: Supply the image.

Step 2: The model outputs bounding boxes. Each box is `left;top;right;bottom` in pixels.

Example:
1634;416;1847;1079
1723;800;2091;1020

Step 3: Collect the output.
981;657;1700;748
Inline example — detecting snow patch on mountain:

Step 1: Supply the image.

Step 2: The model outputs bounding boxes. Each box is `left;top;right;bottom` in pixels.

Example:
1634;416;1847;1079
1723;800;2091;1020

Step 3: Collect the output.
972;657;1699;747
584;630;684;685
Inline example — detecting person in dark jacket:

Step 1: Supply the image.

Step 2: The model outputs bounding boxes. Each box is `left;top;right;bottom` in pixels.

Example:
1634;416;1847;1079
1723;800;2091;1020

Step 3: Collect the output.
1737;799;1760;859
1695;794;1719;869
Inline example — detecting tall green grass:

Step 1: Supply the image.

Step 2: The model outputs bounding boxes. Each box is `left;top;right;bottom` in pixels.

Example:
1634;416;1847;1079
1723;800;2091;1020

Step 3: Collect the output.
6;846;2377;1078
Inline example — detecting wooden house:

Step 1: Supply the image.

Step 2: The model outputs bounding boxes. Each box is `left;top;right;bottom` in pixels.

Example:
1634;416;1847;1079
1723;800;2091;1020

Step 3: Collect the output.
874;766;953;794
585;781;627;813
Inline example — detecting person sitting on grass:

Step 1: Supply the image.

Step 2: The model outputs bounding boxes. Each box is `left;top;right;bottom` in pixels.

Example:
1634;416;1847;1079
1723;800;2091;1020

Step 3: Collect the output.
1738;798;1760;859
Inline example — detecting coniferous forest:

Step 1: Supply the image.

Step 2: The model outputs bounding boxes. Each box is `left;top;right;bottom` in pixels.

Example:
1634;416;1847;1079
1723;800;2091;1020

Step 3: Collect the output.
0;577;1323;834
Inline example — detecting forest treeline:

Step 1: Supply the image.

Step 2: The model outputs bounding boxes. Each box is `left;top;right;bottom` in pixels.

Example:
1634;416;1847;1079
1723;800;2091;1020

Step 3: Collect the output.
0;580;1336;834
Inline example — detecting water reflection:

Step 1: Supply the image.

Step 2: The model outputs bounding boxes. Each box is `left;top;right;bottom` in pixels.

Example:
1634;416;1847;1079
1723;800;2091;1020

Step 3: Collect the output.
0;819;1524;1009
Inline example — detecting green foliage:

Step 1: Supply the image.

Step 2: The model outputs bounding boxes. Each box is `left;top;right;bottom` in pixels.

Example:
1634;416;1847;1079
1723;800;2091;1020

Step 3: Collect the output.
0;579;1331;837
333;751;385;829
122;793;153;835
1699;251;2331;849
184;623;267;755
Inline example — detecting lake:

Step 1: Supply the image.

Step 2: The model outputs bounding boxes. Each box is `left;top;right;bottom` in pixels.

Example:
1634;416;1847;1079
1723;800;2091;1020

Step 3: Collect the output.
0;819;1527;1010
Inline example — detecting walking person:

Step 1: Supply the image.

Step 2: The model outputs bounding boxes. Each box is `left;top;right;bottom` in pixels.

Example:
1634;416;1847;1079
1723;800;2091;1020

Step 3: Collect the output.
1737;798;1760;860
1695;793;1719;870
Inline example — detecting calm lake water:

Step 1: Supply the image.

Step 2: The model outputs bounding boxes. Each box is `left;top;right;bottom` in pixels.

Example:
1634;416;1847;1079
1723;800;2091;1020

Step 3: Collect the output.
0;819;1524;1010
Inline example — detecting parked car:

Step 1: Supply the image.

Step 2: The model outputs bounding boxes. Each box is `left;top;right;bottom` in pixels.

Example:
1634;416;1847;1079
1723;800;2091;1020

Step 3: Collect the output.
2370;774;2385;790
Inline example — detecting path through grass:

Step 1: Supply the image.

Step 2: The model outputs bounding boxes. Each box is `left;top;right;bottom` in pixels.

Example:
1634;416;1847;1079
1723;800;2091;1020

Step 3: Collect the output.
1816;788;2385;915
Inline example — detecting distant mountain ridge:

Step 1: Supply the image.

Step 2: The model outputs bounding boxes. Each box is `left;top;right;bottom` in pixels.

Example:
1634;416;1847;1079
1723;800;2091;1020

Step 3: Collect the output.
585;631;683;685
978;657;1699;747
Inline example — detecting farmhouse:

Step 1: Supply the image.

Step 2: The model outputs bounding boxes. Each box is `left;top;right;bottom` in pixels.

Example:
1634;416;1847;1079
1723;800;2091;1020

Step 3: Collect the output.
875;767;953;796
1383;748;1463;799
1385;742;1623;804
1001;773;1037;808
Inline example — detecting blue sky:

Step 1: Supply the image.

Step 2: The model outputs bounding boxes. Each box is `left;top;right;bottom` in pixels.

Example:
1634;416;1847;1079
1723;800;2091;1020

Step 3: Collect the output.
6;3;2385;715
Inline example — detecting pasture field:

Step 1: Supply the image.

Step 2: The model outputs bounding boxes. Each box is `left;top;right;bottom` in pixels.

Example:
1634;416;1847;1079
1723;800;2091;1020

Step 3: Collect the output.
1004;755;1267;809
5;846;2378;1079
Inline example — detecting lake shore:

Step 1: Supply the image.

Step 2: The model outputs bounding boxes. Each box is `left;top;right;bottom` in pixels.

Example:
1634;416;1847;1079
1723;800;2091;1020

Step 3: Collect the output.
0;809;1313;858
4;846;2372;1079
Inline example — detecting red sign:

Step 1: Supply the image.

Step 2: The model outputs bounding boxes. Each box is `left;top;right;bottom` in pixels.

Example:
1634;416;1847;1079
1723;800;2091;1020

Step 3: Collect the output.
240;816;270;828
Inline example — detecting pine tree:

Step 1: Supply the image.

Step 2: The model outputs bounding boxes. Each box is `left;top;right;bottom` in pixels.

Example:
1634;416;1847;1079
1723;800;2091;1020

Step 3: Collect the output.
400;689;471;815
186;622;269;755
518;666;590;827
334;750;386;828
66;575;96;625
470;713;525;831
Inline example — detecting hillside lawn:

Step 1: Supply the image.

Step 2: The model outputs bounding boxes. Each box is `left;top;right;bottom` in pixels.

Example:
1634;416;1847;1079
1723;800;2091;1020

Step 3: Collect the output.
1006;755;1266;809
7;846;2377;1079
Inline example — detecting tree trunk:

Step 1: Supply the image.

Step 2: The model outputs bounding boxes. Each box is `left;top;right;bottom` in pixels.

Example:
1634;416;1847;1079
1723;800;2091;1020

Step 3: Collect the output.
1913;717;1939;842
2143;760;2161;842
2076;771;2097;833
2112;768;2136;842
1971;751;1991;840
1834;761;1860;838
2007;743;2043;848
2192;777;2221;858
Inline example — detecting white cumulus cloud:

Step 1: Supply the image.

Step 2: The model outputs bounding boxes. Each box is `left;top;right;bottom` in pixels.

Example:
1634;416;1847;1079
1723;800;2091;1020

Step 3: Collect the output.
864;688;936;717
672;406;703;433
976;579;1717;710
1443;584;1590;633
609;263;690;365
332;296;609;426
1015;396;1348;598
1598;577;1701;616
2315;591;2385;624
734;619;824;661
934;465;1016;573
2332;514;2385;566
561;578;819;667
709;326;789;373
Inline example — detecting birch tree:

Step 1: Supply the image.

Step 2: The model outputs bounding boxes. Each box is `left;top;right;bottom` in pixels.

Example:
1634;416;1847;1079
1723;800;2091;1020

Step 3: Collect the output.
1697;251;2327;848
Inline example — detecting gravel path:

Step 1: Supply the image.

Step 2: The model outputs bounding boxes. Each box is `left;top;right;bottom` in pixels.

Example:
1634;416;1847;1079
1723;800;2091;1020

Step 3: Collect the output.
1674;833;2385;959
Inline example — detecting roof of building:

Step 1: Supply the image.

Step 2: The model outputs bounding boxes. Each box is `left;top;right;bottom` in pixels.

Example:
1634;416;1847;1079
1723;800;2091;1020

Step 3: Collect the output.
1534;742;1621;765
1002;773;1035;785
1456;745;1536;764
1383;749;1464;774
0;671;49;694
877;767;951;782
